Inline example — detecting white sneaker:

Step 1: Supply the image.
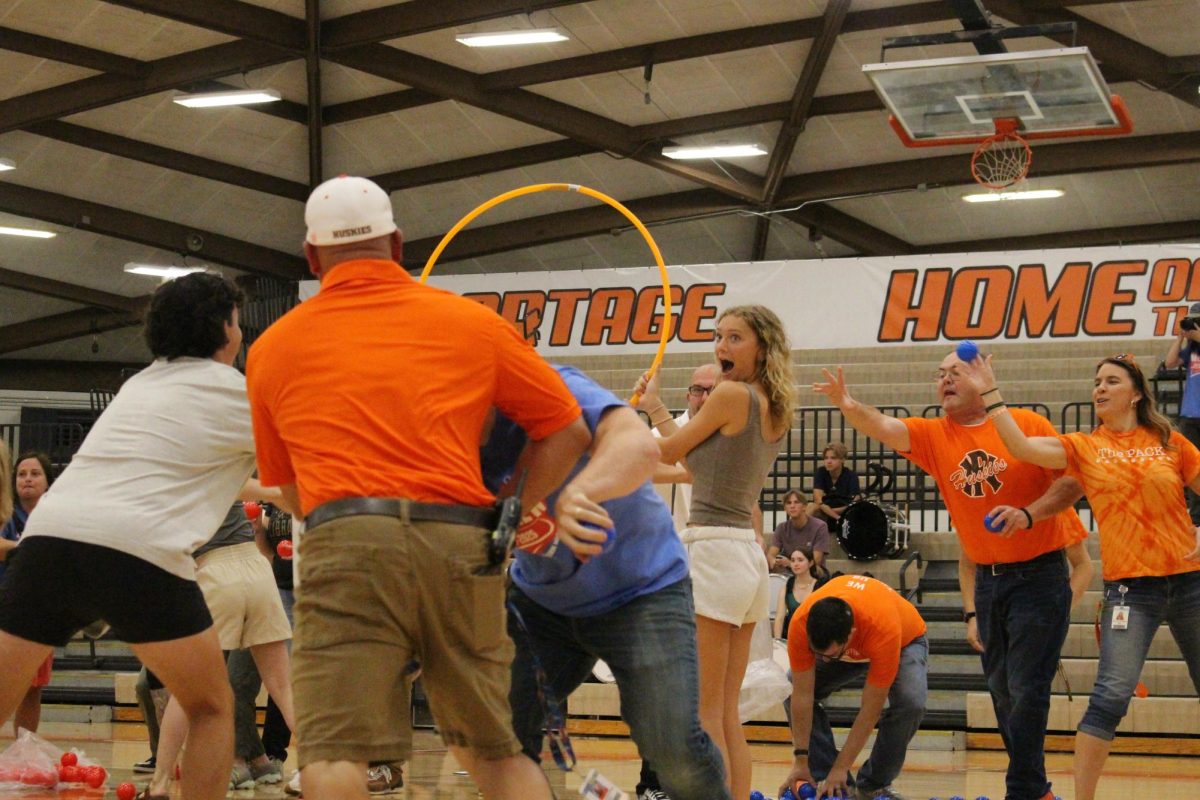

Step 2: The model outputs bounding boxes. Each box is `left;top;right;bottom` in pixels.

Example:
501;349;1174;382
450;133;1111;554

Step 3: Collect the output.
638;790;672;800
284;770;302;797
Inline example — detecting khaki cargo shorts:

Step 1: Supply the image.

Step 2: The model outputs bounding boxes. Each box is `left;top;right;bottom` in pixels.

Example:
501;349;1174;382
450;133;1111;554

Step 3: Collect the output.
292;512;517;767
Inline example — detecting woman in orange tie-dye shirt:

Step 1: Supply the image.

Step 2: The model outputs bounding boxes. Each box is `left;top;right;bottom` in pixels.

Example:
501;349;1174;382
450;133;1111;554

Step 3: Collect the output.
958;353;1200;800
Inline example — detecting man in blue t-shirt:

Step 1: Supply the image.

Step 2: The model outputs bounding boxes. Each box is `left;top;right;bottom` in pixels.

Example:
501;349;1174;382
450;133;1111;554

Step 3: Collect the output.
481;365;729;800
1165;302;1200;523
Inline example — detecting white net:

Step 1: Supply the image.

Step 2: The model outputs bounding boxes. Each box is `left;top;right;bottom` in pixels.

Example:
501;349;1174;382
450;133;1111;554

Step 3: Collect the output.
971;131;1032;190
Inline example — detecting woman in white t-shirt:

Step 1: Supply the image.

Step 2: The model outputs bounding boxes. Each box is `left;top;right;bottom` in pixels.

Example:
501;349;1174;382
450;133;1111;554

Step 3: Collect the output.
0;273;267;800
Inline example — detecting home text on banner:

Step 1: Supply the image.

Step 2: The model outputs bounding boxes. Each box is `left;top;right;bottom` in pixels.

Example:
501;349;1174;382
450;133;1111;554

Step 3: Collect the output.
297;244;1200;355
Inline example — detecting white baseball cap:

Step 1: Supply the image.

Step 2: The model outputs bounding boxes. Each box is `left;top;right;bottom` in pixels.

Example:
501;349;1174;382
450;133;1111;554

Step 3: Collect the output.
304;175;397;246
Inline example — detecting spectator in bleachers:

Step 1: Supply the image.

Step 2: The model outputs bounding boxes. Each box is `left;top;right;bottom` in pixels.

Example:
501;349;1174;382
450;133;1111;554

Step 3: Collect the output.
0;272;257;800
1;451;55;736
1163;302;1200;523
635;304;795;800
772;548;823;641
768;490;831;572
958;352;1200;800
809;443;861;531
815;350;1091;800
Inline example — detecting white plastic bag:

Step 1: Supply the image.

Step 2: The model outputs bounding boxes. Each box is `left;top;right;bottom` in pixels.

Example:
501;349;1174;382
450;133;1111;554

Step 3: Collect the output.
738;658;792;722
739;617;792;722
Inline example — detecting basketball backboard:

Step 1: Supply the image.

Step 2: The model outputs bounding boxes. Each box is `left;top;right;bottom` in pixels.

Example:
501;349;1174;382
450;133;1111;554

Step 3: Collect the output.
863;47;1133;147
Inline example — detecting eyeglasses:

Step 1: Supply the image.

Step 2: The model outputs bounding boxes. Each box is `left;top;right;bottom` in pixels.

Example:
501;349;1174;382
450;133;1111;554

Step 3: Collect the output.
687;384;714;397
1112;353;1136;363
810;641;848;663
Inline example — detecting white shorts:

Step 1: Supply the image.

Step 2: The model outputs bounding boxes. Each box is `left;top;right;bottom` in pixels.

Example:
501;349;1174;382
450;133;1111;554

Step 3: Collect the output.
681;526;769;626
196;541;292;650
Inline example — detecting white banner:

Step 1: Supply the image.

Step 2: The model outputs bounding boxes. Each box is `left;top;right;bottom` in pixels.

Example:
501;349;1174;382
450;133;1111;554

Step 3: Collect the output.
300;244;1200;355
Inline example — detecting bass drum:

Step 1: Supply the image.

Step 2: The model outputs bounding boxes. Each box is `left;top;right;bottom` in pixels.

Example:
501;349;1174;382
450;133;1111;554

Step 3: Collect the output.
837;501;889;561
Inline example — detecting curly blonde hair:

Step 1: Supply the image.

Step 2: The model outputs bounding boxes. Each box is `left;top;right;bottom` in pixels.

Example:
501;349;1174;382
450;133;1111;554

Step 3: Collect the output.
718;305;795;432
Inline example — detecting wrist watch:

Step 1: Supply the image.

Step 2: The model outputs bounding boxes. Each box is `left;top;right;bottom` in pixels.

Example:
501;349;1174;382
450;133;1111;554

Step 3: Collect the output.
963;611;977;623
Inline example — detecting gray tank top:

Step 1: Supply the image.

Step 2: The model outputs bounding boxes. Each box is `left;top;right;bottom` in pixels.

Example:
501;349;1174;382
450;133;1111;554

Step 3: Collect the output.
193;501;254;558
687;385;783;529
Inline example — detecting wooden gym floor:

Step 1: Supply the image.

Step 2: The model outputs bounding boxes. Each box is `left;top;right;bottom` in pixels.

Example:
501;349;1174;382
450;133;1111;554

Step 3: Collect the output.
2;729;1198;799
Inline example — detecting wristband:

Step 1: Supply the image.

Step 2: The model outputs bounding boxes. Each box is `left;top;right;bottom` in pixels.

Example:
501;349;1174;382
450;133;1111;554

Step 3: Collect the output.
793;747;808;757
981;387;1000;397
1019;507;1033;528
984;401;1006;412
963;611;976;623
986;405;1009;420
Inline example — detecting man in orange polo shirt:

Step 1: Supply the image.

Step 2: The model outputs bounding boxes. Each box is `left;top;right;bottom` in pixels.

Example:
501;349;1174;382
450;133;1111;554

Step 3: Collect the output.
246;176;592;800
816;351;1093;800
780;575;927;800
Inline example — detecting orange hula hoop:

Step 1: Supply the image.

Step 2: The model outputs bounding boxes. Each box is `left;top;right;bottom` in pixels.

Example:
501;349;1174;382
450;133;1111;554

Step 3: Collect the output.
420;183;671;406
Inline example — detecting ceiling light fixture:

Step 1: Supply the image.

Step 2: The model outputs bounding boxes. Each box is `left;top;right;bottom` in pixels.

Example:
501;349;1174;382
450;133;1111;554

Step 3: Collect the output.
0;158;15;171
962;188;1065;203
0;225;55;238
173;88;283;108
661;144;768;160
455;28;568;47
124;263;207;279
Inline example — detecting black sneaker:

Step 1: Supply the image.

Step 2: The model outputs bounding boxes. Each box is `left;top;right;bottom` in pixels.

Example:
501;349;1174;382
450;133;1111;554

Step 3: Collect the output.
132;755;156;774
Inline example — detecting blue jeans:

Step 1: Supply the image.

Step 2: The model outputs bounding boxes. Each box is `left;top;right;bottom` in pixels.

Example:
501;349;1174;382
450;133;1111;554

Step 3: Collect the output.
975;552;1071;800
507;578;730;800
807;635;928;791
1079;570;1200;739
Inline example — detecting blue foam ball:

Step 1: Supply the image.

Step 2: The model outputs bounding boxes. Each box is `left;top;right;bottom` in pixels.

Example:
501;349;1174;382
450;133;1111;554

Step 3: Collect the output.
780;789;797;800
581;521;616;552
956;340;979;362
984;513;1004;533
750;792;766;800
798;784;817;800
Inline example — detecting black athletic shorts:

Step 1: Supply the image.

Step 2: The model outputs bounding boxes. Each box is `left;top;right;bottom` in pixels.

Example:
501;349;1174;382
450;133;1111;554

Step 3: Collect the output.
0;536;212;646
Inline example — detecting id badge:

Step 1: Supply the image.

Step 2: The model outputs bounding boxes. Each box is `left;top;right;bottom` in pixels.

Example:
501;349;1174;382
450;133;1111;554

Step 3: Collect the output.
1111;605;1130;630
1110;584;1130;630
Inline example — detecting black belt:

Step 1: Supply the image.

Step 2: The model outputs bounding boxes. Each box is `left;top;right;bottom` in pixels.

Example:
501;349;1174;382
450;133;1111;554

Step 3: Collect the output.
984;547;1065;576
306;497;498;531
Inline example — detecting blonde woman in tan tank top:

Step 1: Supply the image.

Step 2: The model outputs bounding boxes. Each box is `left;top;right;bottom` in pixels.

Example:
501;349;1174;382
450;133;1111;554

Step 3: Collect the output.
635;305;794;800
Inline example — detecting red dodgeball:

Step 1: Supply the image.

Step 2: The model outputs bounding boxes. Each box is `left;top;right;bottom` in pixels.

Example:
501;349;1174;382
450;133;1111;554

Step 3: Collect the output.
244;501;262;520
82;765;106;788
276;539;294;559
61;752;78;767
117;783;137;800
60;764;80;783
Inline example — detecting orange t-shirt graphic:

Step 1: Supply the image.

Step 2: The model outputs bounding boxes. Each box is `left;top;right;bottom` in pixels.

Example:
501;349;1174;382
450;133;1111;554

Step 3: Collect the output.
787;575;926;688
902;410;1087;565
1059;427;1200;581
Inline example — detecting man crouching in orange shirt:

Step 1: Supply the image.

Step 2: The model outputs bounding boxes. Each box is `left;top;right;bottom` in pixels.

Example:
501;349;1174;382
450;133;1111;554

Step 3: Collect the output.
780;576;927;800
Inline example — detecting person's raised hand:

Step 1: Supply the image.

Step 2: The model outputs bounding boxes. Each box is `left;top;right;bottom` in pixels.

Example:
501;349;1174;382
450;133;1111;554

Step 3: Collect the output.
632;368;663;408
813;367;855;411
954;353;998;396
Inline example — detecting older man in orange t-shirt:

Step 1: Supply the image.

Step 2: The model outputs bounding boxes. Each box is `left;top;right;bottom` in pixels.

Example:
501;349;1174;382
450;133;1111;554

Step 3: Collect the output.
780;576;927;800
247;176;593;800
815;352;1092;800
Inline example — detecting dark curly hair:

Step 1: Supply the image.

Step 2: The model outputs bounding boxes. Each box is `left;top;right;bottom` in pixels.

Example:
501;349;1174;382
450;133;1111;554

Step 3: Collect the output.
143;272;244;360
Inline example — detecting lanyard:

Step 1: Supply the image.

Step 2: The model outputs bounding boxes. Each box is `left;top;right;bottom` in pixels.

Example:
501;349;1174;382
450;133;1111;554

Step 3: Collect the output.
506;600;577;772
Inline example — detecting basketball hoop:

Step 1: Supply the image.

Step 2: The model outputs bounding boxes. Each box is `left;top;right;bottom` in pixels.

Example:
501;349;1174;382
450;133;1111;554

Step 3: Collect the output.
970;118;1032;190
